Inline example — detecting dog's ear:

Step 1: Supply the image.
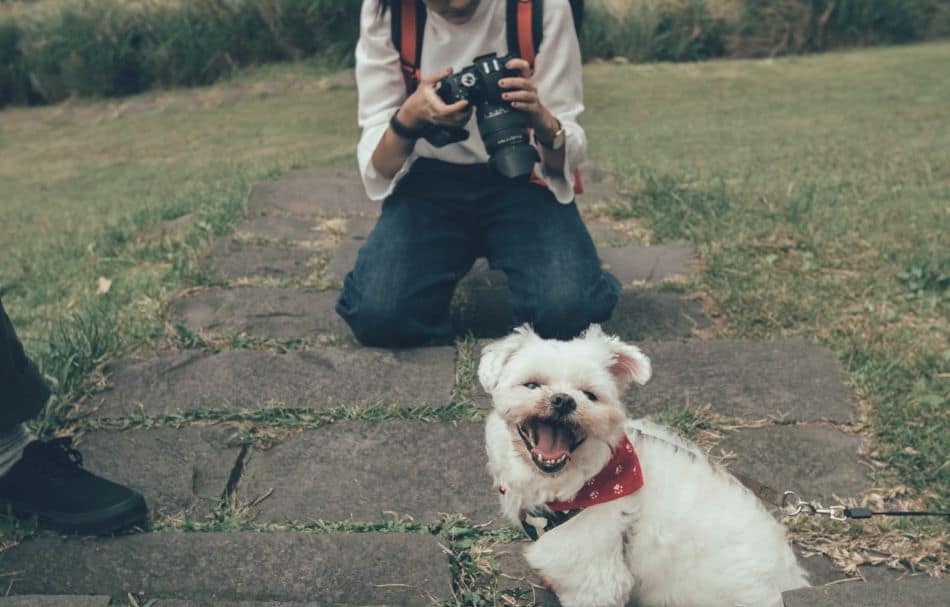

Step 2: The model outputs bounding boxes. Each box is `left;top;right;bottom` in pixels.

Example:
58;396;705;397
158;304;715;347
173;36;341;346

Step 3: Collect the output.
583;324;652;388
478;324;537;393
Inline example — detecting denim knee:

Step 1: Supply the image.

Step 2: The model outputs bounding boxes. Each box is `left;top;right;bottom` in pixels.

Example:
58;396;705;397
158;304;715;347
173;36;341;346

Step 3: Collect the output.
529;274;620;340
337;287;408;347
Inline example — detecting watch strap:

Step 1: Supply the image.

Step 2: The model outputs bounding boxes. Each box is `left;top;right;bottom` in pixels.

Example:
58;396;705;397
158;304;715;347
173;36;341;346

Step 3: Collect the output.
538;119;565;151
389;110;428;140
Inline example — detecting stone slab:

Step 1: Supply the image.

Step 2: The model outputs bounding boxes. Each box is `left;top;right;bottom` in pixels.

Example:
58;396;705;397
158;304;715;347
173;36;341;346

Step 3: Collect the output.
575;165;625;207
0;598;110;607
627;338;855;422
721;425;870;501
170;287;349;339
0;533;450;605
601;291;709;341
208;239;315;280
91;347;457;417
77;427;239;518
585;219;634;246
783;577;949;606
455;288;707;342
599;243;695;285
237;421;498;525
325;217;379;281
247;170;377;218
237;214;328;243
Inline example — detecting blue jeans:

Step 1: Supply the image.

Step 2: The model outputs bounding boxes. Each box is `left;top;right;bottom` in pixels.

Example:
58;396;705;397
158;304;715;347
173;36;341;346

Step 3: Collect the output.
336;159;620;347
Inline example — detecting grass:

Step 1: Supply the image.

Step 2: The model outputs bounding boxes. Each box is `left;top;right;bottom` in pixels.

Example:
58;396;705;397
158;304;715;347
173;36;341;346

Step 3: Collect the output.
0;40;947;590
589;43;949;504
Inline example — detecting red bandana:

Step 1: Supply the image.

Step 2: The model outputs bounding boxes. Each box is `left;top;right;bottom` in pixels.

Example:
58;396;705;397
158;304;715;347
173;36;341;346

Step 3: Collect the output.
547;434;644;512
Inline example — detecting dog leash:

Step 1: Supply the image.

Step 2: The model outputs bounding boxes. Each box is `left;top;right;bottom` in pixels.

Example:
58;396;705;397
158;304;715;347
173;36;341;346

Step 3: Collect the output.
733;472;950;521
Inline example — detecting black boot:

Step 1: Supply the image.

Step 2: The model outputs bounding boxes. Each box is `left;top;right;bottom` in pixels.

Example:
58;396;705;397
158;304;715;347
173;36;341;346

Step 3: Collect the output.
0;437;147;535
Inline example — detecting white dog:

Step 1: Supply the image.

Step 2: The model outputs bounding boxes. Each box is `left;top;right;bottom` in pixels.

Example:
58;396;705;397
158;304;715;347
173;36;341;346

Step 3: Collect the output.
480;325;808;607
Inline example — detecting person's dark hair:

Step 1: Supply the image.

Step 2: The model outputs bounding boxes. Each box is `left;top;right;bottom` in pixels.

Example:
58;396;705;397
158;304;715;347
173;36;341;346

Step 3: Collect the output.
378;0;391;14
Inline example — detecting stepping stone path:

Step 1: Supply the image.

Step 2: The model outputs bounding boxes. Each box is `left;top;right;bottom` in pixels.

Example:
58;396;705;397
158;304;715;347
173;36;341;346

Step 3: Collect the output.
3;166;943;605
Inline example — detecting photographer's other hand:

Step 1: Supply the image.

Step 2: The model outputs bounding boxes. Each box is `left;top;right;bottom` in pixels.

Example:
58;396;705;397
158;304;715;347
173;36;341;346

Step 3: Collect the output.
500;59;560;142
502;58;565;175
398;68;472;130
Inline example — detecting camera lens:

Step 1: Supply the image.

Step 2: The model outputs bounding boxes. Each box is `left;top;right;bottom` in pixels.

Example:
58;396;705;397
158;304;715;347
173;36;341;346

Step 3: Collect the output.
476;102;539;179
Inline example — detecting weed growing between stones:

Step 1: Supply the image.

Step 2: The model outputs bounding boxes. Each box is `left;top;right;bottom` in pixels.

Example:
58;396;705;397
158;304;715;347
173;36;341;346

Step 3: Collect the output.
451;334;479;407
163;324;358;353
75;401;484;448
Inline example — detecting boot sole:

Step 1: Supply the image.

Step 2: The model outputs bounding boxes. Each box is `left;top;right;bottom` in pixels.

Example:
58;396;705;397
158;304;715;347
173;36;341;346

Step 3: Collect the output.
2;493;148;535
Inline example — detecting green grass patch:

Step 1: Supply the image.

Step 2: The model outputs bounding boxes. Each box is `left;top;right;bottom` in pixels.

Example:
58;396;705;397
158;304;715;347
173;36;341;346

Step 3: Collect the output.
591;43;948;504
76;400;484;448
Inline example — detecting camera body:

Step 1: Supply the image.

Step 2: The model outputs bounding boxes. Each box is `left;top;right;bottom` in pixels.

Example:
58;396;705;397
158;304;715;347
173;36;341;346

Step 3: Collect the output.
425;52;539;179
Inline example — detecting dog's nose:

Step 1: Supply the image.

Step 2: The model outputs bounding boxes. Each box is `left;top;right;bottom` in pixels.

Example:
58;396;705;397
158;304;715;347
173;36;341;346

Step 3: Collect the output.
550;393;576;416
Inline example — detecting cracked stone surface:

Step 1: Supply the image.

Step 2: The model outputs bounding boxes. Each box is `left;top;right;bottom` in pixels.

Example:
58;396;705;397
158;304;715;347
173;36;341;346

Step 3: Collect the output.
0;533;451;605
247;169;377;218
601;291;709;341
90;347;456;417
575;165;625;206
325;217;379;280
208;239;315;280
77;427;239;518
627;338;855;422
585;219;637;246
720;425;870;501
598;243;695;285
236;421;499;525
783;577;949;606
236;213;329;243
455;288;708;342
170;287;349;339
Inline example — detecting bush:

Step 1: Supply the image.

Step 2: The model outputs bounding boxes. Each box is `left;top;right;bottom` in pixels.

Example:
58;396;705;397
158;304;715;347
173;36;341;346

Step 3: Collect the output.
0;0;946;107
1;0;361;107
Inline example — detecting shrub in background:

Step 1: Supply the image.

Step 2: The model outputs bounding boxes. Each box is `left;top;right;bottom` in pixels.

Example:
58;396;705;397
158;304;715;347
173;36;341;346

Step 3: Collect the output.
0;0;946;107
1;0;360;106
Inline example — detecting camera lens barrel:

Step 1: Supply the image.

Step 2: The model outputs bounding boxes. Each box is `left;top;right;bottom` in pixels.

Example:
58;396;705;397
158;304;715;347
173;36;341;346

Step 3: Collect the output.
428;52;540;179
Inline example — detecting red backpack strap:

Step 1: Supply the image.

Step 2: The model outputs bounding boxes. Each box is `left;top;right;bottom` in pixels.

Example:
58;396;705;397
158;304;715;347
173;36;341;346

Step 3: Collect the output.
392;0;426;94
507;0;543;65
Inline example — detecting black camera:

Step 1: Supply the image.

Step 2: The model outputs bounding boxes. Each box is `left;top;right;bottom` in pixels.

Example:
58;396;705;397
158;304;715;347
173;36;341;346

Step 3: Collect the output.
424;52;539;179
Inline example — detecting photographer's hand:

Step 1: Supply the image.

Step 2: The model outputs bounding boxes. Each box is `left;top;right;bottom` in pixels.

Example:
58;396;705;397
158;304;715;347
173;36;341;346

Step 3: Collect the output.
372;68;471;179
399;68;472;129
501;58;565;174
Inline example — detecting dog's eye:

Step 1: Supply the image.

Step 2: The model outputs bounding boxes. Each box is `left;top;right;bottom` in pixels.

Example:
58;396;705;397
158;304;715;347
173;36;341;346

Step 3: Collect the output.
583;391;598;401
523;381;541;390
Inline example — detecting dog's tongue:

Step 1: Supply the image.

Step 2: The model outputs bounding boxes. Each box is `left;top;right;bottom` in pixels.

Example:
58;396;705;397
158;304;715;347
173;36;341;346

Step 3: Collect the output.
532;420;571;459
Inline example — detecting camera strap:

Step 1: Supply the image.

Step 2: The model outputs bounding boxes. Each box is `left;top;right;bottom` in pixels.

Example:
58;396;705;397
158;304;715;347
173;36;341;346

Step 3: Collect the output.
391;0;427;94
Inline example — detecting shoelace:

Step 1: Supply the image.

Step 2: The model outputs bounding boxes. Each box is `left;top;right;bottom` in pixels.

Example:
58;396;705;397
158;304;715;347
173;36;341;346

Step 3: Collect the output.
28;436;84;477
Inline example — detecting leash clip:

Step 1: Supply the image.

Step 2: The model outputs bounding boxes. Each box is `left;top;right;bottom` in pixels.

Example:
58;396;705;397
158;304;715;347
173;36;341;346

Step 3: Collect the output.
782;491;846;521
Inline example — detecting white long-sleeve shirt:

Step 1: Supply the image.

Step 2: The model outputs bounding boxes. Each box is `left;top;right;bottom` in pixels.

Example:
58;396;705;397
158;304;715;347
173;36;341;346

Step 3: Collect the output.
355;0;587;203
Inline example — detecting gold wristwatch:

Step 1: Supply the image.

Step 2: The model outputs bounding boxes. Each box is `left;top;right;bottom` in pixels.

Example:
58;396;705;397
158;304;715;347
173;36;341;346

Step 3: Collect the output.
538;119;566;151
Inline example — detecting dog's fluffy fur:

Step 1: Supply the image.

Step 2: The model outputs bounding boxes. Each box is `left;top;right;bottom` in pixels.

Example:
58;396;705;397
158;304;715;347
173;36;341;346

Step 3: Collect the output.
480;325;808;607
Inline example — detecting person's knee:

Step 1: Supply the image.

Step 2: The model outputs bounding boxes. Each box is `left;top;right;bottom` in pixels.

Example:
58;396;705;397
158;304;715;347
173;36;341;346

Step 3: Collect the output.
337;290;411;347
529;277;619;340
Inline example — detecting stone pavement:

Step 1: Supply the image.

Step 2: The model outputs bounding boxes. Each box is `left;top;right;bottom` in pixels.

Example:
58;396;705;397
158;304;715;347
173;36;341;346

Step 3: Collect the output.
1;167;945;606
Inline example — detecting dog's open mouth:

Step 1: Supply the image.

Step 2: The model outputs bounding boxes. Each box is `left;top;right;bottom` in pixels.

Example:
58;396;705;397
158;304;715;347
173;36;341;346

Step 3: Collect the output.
516;417;586;473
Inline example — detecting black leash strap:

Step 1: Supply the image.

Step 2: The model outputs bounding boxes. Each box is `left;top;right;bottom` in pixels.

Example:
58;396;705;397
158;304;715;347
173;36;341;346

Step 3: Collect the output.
733;472;950;521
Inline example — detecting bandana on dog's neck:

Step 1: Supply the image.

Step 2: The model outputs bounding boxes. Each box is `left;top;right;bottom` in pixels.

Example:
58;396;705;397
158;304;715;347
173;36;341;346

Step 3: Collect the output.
515;434;644;540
